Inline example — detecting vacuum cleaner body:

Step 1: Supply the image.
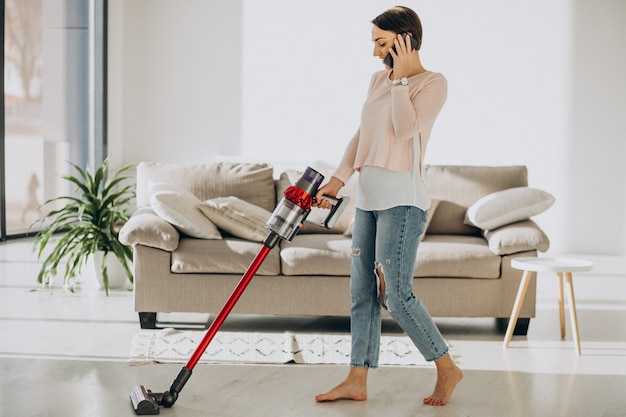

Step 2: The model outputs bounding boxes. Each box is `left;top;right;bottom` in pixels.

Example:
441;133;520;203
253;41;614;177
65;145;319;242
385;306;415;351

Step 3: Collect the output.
131;167;348;414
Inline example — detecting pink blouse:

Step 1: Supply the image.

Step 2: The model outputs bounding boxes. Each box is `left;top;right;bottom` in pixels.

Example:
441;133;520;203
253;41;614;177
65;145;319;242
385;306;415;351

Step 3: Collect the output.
333;70;447;185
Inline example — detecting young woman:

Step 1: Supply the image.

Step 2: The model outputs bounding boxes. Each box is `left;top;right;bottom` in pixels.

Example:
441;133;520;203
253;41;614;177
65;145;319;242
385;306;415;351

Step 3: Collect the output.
314;6;463;406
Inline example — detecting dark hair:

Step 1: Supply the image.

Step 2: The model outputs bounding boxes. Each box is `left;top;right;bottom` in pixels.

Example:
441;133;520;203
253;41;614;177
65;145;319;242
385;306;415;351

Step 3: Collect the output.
371;6;423;51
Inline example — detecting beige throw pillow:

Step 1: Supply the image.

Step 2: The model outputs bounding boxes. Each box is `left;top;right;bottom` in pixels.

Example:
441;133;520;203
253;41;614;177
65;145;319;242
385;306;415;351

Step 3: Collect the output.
198;196;272;242
465;187;555;230
149;182;222;239
118;208;180;251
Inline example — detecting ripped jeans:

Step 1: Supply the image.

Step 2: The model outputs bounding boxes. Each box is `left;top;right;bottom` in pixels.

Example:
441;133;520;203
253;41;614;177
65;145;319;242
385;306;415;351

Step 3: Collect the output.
349;206;448;368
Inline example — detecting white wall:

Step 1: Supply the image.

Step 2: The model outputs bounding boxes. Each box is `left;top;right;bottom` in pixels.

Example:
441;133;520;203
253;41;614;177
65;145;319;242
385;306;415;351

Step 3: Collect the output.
107;0;243;167
565;0;626;254
108;0;626;255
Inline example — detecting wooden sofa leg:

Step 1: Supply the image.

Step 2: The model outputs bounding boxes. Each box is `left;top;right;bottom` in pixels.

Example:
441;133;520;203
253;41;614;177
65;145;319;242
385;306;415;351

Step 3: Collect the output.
497;317;531;336
138;312;157;329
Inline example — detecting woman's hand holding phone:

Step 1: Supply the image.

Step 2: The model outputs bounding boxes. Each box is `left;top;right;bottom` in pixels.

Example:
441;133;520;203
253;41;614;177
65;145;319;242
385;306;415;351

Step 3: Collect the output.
385;33;418;79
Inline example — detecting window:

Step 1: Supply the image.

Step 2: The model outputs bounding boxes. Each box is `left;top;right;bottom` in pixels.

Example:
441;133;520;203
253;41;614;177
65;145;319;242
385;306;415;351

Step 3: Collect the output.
1;0;106;239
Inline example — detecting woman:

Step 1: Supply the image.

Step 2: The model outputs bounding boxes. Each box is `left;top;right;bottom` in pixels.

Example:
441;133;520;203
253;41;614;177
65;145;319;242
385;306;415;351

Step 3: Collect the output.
314;6;463;406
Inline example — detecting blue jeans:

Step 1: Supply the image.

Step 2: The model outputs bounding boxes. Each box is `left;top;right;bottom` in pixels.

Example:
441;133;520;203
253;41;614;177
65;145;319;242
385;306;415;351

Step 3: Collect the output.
349;206;449;368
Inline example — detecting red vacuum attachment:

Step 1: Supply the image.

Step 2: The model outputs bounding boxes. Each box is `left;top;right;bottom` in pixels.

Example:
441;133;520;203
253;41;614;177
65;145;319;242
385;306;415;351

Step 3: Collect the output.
130;167;348;414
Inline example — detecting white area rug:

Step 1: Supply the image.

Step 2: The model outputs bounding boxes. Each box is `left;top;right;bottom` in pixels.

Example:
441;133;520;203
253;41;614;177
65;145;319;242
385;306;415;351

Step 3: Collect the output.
129;328;438;367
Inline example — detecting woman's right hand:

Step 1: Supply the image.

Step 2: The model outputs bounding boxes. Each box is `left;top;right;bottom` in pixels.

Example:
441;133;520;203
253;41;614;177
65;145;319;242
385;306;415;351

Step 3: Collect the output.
314;176;345;209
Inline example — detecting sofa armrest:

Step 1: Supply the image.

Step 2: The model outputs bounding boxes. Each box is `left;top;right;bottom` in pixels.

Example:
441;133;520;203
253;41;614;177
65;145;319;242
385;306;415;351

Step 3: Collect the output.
483;219;549;255
119;208;180;251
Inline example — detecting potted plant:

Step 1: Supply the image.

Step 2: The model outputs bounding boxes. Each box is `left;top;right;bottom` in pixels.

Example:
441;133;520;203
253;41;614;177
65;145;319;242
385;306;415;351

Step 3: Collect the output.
31;159;136;295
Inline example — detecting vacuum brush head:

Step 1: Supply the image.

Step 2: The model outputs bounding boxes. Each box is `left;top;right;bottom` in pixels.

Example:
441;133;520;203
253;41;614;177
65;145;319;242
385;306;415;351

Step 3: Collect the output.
130;385;159;415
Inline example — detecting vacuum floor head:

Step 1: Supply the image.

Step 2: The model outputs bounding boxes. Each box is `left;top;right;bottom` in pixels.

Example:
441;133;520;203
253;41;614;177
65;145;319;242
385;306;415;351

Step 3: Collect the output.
130;385;159;415
131;368;188;414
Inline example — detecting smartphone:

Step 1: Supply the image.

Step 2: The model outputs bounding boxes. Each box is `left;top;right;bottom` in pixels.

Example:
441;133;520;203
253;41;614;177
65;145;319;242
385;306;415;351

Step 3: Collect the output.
383;33;419;68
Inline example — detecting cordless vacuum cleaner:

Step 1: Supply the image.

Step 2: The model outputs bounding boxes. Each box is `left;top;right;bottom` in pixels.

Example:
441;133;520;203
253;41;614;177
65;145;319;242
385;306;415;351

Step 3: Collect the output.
130;167;348;415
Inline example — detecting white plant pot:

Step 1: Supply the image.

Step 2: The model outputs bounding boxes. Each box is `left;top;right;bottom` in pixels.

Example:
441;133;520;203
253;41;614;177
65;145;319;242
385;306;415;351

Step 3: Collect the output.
92;251;130;291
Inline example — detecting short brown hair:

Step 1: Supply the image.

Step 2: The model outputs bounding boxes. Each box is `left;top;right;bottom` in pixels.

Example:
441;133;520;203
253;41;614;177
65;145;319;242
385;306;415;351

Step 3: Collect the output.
371;6;423;50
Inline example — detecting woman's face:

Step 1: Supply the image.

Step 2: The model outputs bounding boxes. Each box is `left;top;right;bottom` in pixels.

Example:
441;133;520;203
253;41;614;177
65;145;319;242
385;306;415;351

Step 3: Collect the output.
371;25;397;67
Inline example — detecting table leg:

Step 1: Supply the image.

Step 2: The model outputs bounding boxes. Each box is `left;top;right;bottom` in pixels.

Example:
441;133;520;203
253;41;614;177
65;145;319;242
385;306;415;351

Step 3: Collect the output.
503;270;533;348
557;272;566;338
565;272;582;355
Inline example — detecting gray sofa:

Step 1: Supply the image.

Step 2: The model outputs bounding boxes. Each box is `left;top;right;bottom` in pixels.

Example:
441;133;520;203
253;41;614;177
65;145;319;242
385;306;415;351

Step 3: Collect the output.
120;162;550;333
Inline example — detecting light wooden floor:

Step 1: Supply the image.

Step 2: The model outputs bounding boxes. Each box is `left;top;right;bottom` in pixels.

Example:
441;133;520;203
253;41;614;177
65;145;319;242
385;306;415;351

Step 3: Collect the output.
2;238;626;417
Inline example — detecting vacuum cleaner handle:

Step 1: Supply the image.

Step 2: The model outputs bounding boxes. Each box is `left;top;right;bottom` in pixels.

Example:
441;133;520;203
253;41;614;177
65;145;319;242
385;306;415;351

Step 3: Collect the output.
309;195;350;229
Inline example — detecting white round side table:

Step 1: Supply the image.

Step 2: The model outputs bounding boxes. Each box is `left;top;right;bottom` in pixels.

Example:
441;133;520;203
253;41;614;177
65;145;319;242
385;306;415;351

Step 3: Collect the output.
503;256;593;355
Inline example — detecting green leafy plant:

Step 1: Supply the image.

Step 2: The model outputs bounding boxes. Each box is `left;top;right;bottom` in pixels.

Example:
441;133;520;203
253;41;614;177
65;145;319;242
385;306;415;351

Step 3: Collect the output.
31;159;136;295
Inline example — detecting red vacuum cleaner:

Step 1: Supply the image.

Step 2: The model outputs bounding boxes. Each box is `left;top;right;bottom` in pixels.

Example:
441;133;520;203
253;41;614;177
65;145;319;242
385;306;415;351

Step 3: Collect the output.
130;167;348;415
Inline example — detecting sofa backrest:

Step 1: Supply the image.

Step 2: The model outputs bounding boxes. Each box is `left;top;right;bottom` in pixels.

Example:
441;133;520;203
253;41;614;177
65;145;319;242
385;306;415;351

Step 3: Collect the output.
423;165;528;235
136;162;276;212
134;162;528;238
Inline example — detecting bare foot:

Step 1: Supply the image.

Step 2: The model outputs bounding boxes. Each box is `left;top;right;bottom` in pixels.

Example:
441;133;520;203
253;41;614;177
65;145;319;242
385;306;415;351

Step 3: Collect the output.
315;367;368;402
423;354;463;406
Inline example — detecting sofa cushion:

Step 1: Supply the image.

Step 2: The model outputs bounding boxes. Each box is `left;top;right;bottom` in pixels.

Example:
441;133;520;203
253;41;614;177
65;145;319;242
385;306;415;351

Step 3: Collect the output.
198;196;272;242
281;234;501;279
416;235;502;278
137;162;275;212
171;238;280;275
280;234;353;276
465;187;555;230
423;165;528;236
119;208;180;251
150;182;222;239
